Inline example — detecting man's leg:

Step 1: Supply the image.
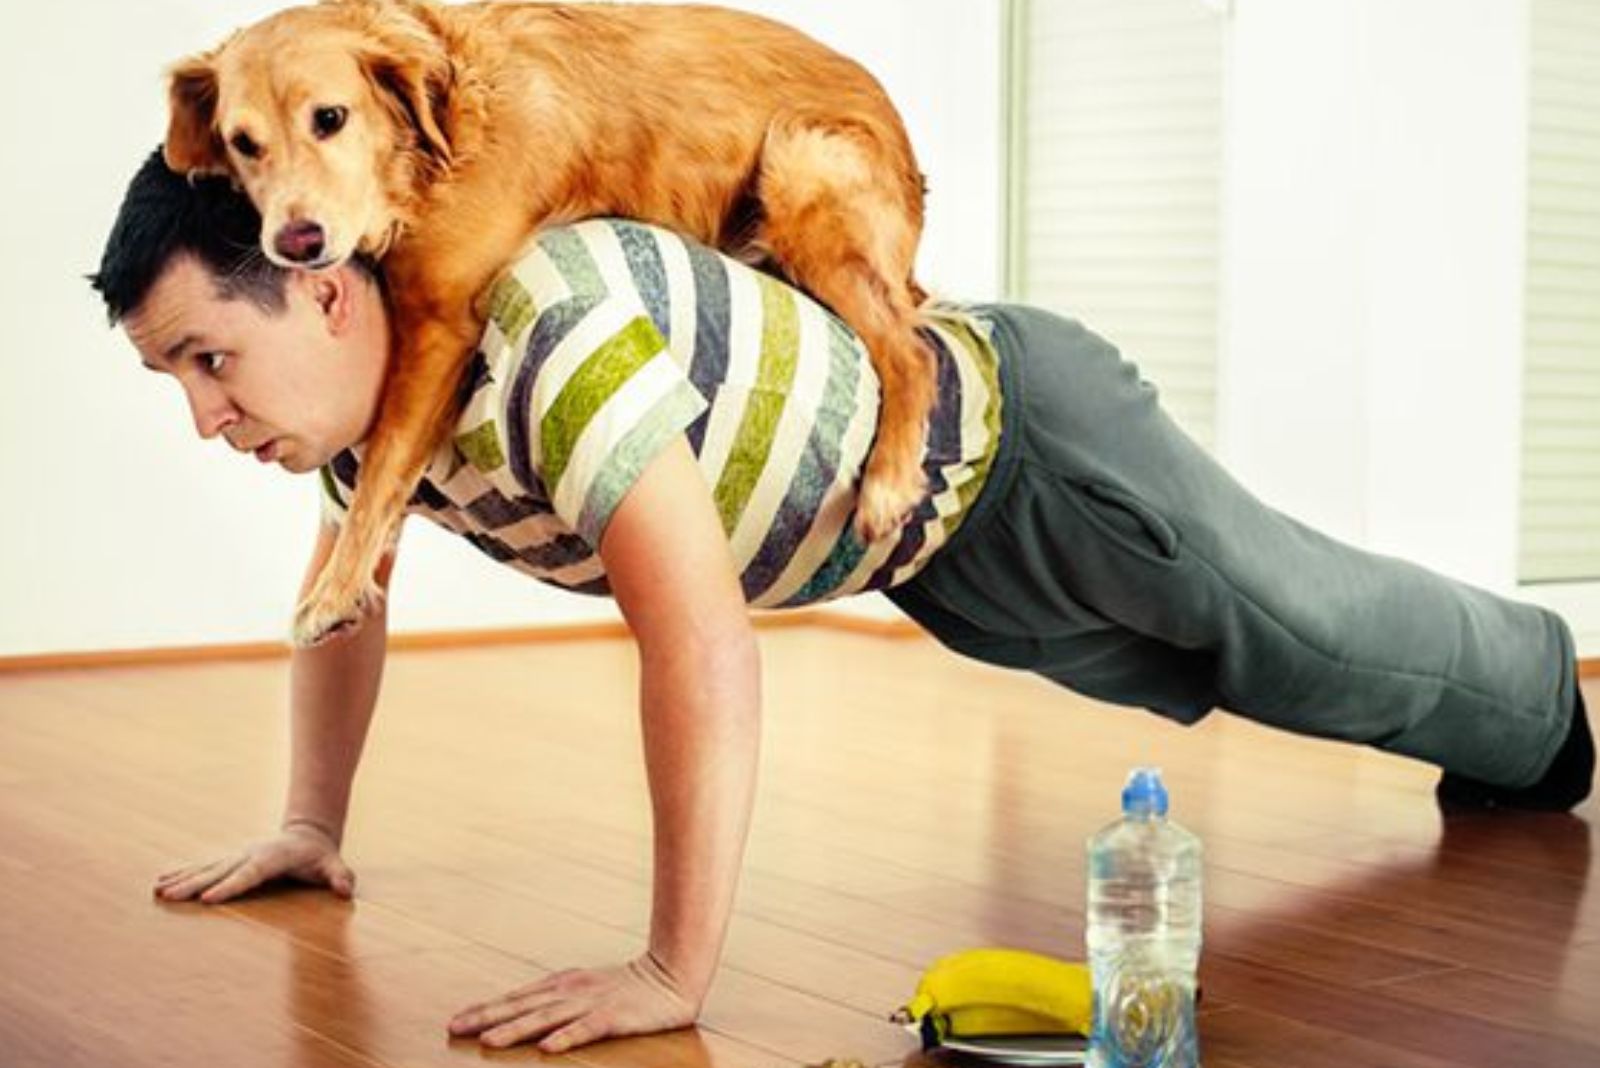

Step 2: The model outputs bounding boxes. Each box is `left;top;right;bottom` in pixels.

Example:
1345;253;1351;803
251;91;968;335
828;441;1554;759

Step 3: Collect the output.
893;304;1586;805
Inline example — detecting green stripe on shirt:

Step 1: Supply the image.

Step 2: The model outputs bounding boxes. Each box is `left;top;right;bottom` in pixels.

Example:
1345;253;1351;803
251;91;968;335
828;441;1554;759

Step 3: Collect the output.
319;465;346;511
711;274;800;530
932;314;1003;543
542;316;664;491
487;275;536;342
456;419;507;473
575;380;708;545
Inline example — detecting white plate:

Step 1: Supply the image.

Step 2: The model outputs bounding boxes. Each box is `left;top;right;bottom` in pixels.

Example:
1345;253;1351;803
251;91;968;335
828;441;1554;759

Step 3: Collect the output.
921;1032;1090;1066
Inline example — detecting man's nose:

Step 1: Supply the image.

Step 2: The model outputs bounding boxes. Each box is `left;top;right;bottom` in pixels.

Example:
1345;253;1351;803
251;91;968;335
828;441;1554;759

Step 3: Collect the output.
184;383;239;440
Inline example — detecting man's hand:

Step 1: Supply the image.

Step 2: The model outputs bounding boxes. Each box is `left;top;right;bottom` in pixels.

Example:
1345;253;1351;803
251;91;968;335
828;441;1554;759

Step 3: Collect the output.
152;821;355;904
447;953;699;1052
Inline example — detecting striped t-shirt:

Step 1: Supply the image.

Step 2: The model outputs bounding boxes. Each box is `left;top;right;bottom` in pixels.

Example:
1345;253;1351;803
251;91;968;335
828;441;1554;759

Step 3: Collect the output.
320;219;1006;608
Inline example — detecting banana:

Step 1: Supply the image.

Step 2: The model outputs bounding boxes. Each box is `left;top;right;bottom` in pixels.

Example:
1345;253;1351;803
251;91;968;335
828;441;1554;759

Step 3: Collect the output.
942;1003;1083;1036
891;947;1093;1041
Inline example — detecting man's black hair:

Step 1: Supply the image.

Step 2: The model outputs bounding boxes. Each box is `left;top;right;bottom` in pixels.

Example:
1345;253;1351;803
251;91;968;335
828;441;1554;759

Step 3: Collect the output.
89;148;377;325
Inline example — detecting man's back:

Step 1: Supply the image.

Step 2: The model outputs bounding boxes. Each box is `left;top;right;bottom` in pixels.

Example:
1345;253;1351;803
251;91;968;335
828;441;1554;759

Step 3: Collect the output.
321;219;1007;607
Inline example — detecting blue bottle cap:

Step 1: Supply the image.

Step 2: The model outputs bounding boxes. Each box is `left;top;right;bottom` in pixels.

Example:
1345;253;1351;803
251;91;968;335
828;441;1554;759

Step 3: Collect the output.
1122;766;1169;816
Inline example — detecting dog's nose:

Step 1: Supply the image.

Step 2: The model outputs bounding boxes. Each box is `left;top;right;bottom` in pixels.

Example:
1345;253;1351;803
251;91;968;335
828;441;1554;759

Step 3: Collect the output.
274;220;327;264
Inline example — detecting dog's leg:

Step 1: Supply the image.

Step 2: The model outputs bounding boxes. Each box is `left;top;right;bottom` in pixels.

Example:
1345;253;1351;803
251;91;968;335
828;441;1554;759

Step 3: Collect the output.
292;283;479;646
754;114;934;542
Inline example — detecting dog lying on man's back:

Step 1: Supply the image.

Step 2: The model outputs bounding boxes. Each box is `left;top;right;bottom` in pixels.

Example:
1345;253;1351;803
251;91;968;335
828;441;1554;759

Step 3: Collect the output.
164;0;936;645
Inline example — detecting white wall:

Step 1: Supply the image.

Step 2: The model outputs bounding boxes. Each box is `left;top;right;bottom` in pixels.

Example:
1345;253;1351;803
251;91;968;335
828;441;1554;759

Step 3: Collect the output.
1216;0;1371;545
1221;0;1528;583
0;0;1003;656
1220;0;1597;657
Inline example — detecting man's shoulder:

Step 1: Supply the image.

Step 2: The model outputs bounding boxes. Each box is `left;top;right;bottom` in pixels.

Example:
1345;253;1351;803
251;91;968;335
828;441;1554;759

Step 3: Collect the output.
497;219;685;304
474;220;682;357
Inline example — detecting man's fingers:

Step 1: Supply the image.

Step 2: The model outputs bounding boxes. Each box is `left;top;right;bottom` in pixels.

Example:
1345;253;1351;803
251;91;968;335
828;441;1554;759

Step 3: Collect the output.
198;858;265;904
155;860;224;888
446;961;688;1053
539;1013;607;1054
450;975;561;1031
157;859;237;901
449;987;559;1038
154;864;200;890
154;842;352;906
480;1001;583;1049
448;998;527;1037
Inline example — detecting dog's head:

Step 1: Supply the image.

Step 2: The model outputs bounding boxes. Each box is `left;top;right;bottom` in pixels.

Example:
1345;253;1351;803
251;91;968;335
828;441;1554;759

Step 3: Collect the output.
164;0;454;269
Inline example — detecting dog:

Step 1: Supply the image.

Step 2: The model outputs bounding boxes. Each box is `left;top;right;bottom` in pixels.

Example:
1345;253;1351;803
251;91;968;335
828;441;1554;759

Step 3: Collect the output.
164;0;936;646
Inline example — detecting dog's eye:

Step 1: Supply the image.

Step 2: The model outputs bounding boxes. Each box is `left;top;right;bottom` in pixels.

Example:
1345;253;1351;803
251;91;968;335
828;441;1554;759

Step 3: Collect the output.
313;106;348;139
229;132;260;159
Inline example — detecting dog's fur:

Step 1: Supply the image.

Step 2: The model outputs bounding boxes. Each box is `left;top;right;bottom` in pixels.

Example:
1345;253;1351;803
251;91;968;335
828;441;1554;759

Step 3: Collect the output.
165;0;934;645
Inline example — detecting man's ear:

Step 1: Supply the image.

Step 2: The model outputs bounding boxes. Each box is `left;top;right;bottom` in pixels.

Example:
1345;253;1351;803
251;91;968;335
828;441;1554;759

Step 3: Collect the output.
308;266;366;333
164;53;230;178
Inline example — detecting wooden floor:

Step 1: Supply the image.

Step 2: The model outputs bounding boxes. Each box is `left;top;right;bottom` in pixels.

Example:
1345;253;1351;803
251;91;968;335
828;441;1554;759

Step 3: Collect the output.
0;629;1595;1068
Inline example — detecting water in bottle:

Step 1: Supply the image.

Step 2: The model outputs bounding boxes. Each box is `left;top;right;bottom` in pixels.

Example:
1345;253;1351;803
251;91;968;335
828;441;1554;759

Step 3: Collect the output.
1086;767;1202;1068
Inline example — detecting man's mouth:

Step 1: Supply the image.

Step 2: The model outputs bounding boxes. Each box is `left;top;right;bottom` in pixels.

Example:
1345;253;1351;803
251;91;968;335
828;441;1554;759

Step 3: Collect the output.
254;440;278;464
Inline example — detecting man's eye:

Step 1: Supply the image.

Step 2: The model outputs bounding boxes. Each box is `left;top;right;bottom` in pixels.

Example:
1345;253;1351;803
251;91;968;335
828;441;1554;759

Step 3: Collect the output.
199;352;227;374
313;106;348;139
229;132;260;159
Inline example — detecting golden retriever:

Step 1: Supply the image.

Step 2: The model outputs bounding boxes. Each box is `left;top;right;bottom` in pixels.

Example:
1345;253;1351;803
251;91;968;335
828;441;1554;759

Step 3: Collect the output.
163;0;935;645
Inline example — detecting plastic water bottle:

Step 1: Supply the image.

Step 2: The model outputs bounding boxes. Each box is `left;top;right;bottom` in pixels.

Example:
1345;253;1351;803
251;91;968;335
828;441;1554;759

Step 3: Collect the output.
1086;767;1202;1068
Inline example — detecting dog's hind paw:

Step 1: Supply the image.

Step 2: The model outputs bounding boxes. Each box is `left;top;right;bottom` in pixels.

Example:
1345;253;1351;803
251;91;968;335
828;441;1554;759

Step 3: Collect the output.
853;474;923;543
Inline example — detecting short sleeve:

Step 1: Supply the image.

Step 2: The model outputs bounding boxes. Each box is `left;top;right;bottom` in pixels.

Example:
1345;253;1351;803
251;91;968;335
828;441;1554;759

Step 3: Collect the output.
318;463;349;529
522;292;709;549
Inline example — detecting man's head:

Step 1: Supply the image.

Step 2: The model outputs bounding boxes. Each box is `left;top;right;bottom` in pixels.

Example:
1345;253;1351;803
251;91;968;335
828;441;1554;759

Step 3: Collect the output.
92;149;390;473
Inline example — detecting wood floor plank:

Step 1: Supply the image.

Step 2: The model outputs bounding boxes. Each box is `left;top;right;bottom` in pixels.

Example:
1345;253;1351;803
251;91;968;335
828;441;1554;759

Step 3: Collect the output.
0;854;388;1067
1200;955;1600;1067
1200;1006;1466;1068
0;970;386;1068
1372;963;1600;1052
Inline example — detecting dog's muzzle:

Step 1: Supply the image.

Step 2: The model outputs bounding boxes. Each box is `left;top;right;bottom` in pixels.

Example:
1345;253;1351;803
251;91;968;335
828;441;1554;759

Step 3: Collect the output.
274;220;329;265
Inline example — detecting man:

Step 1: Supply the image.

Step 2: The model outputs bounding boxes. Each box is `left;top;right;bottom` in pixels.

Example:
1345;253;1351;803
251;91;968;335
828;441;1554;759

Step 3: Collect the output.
92;149;1592;1053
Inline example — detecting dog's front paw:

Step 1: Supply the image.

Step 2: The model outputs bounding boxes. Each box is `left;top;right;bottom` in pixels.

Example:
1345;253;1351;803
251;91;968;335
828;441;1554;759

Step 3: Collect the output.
291;580;383;648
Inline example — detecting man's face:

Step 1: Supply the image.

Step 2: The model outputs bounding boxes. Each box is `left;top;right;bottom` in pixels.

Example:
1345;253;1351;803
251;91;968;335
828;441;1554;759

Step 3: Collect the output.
124;255;387;473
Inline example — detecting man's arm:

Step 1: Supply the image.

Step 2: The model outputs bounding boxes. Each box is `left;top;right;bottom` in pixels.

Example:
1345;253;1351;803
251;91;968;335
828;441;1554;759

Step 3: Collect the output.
282;522;393;846
608;438;761;1000
156;524;392;903
447;436;761;1052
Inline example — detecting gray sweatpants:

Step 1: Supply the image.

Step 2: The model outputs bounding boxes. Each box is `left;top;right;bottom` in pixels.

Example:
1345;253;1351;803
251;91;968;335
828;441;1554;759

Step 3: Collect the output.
889;304;1576;787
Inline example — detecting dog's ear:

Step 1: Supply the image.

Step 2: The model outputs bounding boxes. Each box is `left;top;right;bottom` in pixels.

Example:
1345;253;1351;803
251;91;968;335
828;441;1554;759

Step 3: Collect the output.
358;6;455;171
164;54;229;177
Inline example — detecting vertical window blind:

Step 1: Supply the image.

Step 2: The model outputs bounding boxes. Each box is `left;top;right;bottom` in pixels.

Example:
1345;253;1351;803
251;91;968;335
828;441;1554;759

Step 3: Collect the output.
1005;0;1227;448
1521;0;1600;583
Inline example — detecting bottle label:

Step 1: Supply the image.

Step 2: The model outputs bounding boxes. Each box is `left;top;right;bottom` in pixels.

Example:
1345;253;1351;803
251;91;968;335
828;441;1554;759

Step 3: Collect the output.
1091;963;1197;1067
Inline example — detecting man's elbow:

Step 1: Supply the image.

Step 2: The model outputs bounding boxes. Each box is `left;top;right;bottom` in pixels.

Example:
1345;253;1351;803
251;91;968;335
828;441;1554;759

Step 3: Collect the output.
645;614;760;710
634;595;755;654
